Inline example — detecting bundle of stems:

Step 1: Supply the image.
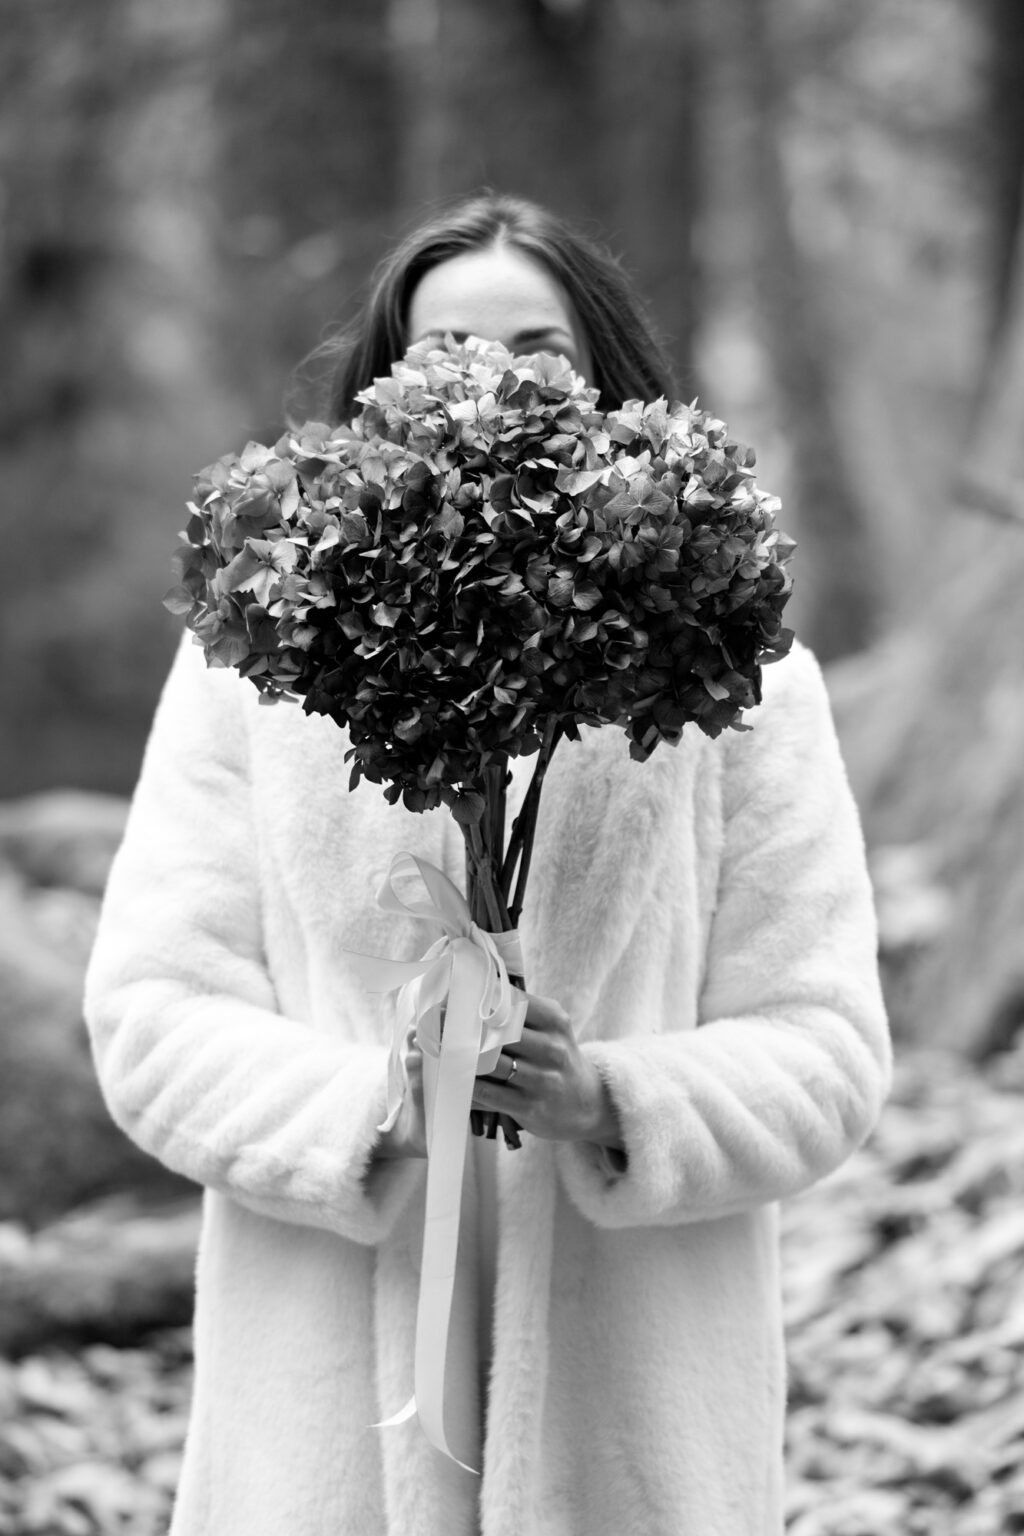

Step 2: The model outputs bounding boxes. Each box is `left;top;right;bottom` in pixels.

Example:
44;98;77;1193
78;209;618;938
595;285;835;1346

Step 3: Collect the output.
459;720;562;1149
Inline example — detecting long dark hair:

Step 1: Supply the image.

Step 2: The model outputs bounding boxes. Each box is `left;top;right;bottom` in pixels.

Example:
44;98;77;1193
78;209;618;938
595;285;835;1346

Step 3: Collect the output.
309;193;676;422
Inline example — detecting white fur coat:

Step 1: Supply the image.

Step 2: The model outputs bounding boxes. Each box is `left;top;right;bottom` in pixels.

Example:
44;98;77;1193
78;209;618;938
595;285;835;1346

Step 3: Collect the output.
84;633;891;1536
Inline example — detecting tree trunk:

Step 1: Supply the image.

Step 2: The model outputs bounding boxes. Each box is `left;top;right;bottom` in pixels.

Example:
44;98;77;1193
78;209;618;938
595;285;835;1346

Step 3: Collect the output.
591;0;703;391
828;166;1024;1059
389;0;446;213
959;166;1024;523
727;0;877;661
0;0;237;798
0;0;129;792
215;0;400;430
985;0;1024;335
403;0;606;223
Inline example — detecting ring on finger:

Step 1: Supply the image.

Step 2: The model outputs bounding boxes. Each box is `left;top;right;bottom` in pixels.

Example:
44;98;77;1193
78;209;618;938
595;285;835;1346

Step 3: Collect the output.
497;1053;519;1085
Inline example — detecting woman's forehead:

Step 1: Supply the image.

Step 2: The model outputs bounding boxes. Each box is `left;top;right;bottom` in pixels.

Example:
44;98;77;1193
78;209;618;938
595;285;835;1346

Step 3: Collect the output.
407;246;578;342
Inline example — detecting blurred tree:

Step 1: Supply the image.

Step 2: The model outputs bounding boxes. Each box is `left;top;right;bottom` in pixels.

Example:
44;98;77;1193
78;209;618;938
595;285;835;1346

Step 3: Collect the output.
0;0;235;796
592;0;703;387
0;0;136;793
960;165;1024;525
960;0;1024;520
0;0;121;446
726;0;877;661
986;0;1024;332
213;0;401;430
831;156;1024;1059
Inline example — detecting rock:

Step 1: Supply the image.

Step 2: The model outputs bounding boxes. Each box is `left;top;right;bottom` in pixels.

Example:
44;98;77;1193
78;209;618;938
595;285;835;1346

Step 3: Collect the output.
0;1194;200;1356
0;791;128;896
0;794;188;1226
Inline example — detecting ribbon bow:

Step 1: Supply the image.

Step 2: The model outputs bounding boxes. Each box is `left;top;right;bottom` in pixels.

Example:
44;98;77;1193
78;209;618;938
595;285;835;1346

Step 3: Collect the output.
348;852;528;1472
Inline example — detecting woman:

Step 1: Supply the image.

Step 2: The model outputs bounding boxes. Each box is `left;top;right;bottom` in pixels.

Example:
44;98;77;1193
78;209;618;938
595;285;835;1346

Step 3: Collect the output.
84;193;891;1536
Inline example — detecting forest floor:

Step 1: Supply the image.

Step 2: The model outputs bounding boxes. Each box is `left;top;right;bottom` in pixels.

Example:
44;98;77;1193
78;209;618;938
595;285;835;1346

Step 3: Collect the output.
782;1042;1024;1535
1;1042;1023;1536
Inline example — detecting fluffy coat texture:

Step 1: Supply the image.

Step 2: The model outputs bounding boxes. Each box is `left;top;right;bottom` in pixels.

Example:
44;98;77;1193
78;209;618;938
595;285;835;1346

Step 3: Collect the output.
84;634;891;1536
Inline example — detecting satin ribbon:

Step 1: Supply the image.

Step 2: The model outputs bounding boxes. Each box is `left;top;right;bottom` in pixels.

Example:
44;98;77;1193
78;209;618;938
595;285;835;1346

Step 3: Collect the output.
348;852;528;1473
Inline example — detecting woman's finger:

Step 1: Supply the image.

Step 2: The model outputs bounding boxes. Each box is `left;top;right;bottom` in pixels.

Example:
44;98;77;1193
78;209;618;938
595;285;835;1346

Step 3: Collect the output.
523;993;571;1033
472;1054;551;1105
476;1050;520;1085
500;1020;568;1071
470;1078;521;1114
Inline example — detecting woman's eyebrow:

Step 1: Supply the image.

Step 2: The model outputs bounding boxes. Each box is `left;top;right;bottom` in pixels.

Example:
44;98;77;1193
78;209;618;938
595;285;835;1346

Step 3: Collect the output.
412;326;576;352
512;326;575;347
414;328;468;343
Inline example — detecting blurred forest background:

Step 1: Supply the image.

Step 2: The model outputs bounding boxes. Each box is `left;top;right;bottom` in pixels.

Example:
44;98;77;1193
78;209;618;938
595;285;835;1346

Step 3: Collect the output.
1;1;1024;1533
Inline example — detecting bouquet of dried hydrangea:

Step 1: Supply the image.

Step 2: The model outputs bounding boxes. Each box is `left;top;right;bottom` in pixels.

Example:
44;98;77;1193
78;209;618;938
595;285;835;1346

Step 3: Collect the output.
166;335;796;1148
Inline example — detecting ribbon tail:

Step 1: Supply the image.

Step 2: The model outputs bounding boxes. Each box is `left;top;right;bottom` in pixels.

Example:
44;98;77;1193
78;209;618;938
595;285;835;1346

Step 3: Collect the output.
405;941;491;1475
371;1389;478;1476
370;1394;418;1429
376;989;413;1135
421;1046;439;1154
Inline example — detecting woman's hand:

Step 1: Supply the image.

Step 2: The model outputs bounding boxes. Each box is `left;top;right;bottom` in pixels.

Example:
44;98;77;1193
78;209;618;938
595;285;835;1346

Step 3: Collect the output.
374;1022;428;1160
471;993;626;1151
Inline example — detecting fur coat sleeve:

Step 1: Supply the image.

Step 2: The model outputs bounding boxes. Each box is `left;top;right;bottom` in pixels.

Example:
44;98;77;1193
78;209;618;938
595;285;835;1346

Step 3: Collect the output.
555;642;892;1227
83;637;423;1246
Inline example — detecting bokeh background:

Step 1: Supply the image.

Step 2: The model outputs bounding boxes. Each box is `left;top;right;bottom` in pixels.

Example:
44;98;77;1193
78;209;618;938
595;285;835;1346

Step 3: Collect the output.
1;2;1023;1533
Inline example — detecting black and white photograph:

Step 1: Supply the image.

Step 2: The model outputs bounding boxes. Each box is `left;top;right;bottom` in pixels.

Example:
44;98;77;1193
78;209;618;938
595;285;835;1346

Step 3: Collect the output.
0;2;1022;1533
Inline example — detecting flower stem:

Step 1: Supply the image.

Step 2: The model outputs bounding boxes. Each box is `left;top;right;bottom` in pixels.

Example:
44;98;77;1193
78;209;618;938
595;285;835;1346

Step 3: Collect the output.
460;776;522;1150
506;720;562;927
464;819;508;932
457;731;561;1151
